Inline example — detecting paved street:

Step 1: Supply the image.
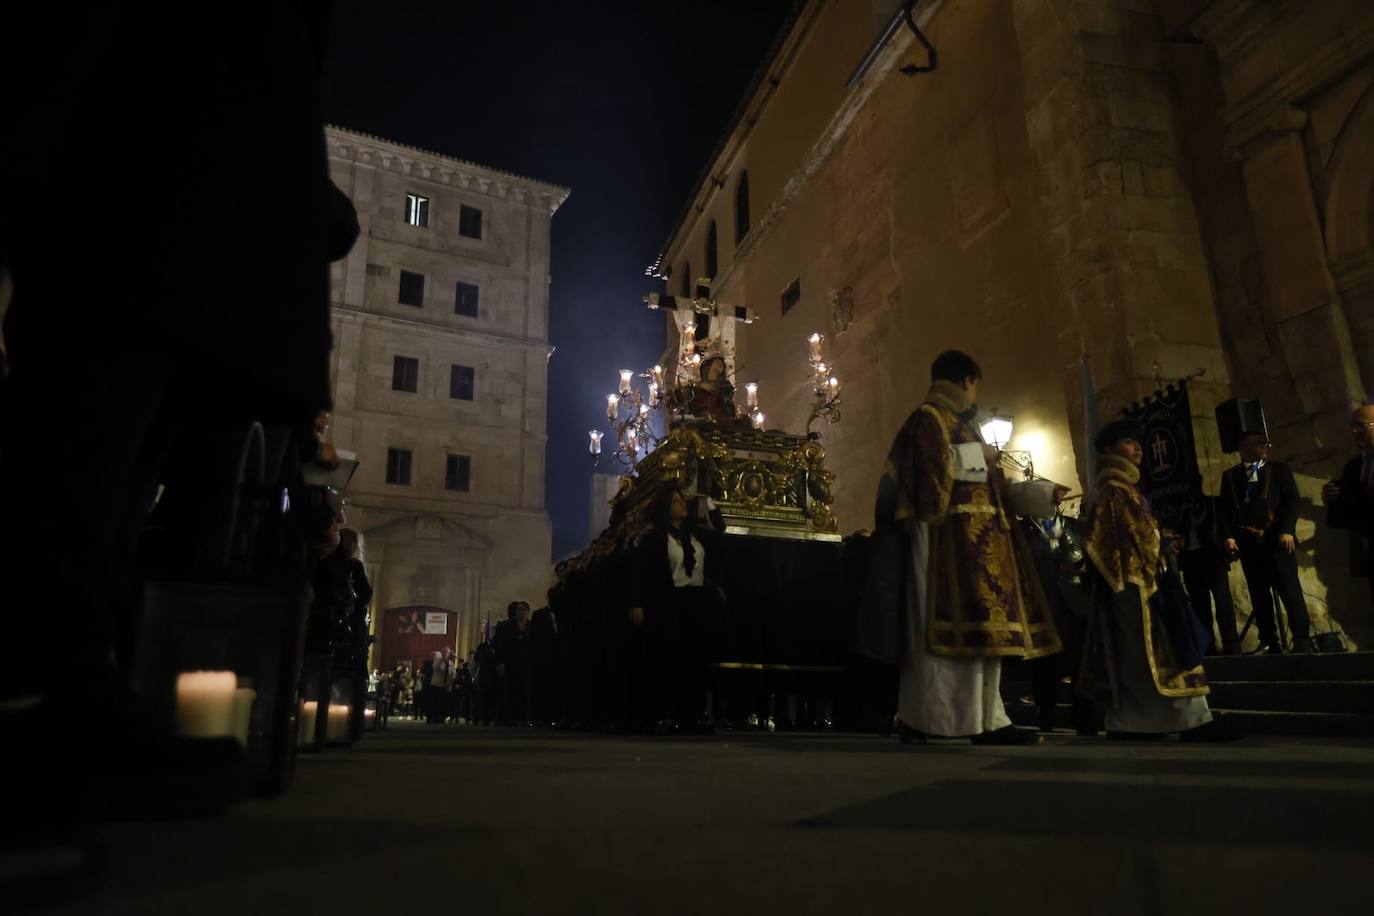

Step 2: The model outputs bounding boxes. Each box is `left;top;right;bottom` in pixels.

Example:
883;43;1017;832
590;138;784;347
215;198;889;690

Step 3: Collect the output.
50;723;1374;915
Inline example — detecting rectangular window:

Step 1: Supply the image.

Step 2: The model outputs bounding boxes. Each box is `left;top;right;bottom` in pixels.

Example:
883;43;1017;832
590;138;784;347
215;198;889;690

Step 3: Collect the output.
454;281;480;317
459;204;483;239
405;193;429;227
391;355;419;393
398;270;425;307
445;454;471;492
385;447;412;486
780;277;801;315
449;364;475;401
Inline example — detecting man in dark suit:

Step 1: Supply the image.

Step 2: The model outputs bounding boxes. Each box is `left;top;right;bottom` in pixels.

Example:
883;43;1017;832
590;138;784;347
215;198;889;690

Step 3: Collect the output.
1324;403;1374;608
493;601;533;726
529;598;560;726
1220;432;1315;653
1179;493;1241;655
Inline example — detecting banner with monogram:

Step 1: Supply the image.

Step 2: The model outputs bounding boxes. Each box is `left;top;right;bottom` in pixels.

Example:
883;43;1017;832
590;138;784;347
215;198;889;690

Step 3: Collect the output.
1119;381;1202;530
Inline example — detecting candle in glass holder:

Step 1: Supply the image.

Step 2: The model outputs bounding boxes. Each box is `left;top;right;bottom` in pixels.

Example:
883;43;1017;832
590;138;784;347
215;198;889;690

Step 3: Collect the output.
751;411;765;430
744;382;758;409
809;332;823;362
297;700;319;747
174;671;237;738
626;428;638;452
639;402;650;418
606;393;619;421
618;369;633;395
232;687;256;747
827;376;840;399
648;382;659;407
689;353;702;373
326;704;352;743
588;429;603;455
682;325;696;354
652;364;664;384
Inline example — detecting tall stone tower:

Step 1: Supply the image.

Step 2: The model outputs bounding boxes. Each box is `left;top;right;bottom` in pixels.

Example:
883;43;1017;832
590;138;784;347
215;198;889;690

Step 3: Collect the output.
323;126;569;667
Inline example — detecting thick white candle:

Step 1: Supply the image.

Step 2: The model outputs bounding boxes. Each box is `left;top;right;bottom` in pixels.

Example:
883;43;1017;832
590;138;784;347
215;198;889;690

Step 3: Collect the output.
326;704;352;743
232;688;256;747
174;671;237;738
298;700;319;747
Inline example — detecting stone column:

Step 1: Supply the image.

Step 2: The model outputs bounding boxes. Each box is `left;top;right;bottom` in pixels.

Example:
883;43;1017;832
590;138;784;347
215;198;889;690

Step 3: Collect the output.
1012;0;1234;486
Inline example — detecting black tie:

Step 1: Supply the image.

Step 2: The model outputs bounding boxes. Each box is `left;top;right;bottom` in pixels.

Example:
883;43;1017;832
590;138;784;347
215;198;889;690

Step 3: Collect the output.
674;528;696;578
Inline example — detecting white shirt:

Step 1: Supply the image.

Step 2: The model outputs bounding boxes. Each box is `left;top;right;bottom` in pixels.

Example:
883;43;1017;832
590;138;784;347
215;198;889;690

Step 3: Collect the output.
666;530;706;588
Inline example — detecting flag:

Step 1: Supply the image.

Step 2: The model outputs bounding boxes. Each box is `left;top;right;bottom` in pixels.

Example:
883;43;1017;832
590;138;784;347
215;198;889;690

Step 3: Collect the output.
1081;355;1101;517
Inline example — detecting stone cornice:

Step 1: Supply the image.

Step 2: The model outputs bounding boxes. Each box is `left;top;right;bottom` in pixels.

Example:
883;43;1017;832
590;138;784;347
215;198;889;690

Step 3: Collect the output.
649;0;948;287
332;303;553;354
326;125;571;214
1190;0;1374;150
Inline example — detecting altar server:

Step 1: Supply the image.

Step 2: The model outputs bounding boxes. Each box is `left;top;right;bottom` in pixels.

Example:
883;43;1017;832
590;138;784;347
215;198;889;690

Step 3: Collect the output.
881;350;1060;744
1080;421;1218;738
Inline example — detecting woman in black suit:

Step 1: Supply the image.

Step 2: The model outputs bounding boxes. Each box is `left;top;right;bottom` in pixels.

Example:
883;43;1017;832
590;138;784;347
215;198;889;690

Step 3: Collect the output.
627;486;727;734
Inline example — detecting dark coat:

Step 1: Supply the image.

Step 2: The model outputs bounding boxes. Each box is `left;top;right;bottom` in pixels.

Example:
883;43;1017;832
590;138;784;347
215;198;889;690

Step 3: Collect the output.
1219;460;1300;541
530;607;558;667
1327;454;1374;577
493;620;531;674
626;518;722;612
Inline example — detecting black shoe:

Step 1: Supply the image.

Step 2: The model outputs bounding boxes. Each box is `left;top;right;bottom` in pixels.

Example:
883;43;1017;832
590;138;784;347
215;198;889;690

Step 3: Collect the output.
1265;642;1284;655
1037;711;1055;733
895;721;927;745
971;725;1041;746
1106;730;1166;741
1290;636;1318;654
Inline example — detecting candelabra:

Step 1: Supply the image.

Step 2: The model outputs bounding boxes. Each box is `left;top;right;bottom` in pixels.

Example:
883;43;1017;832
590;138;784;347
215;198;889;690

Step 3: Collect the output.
805;332;842;432
590;364;669;468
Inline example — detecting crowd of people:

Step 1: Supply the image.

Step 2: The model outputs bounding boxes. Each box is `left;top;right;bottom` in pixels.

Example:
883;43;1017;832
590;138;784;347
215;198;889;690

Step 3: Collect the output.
870;350;1374;744
371;485;731;737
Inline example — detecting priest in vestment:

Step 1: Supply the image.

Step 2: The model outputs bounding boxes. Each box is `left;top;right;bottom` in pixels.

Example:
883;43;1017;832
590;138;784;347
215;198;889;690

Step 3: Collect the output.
1080;421;1214;737
882;351;1061;744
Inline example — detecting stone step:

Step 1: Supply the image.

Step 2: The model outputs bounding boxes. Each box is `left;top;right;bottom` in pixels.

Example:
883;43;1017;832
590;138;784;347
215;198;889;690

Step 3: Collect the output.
1009;701;1374;738
1206;680;1374;716
1196;650;1374;682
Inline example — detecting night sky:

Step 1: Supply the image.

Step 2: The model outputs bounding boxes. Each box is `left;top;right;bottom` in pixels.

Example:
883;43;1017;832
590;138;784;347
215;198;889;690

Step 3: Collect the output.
320;0;794;559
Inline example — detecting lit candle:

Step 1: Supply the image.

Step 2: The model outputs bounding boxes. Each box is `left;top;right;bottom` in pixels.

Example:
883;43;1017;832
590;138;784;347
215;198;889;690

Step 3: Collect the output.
298;700;319;747
626;428;638;452
588;429;603;455
232;687;256;747
174;671;237;738
618;369;633;395
827;376;840;399
809;332;823;362
689;353;702;370
326;704;351;743
745;382;758;409
815;362;828;378
652;364;664;384
648;382;659;407
682;325;696;355
639;402;649;418
751;410;765;430
607;393;619;421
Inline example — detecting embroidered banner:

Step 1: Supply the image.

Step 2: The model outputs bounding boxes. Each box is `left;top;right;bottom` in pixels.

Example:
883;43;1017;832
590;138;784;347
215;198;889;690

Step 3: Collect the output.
1120;381;1202;530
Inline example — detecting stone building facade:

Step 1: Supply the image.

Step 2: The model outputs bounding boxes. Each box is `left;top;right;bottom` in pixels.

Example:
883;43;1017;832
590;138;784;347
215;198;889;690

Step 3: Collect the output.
651;0;1374;645
324;126;569;666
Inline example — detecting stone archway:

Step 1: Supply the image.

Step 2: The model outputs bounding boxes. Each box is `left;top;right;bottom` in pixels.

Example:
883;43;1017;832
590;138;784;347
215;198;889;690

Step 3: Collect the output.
1324;81;1374;396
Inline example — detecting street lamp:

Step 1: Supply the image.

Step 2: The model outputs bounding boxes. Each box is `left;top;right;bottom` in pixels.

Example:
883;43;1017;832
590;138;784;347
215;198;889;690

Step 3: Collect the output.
979;410;1014;450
